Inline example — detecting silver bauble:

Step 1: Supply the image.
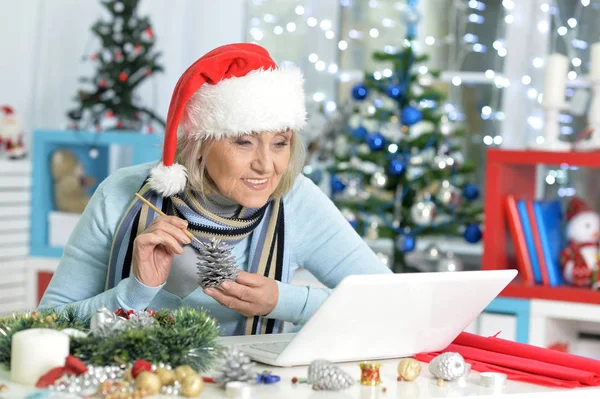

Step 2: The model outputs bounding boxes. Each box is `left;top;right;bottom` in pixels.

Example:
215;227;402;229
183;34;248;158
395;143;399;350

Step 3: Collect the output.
436;252;464;272
439;115;453;136
424;243;442;263
418;73;435;88
437;180;461;206
410;199;436;226
433;155;450;170
429;352;466;381
370;171;388;188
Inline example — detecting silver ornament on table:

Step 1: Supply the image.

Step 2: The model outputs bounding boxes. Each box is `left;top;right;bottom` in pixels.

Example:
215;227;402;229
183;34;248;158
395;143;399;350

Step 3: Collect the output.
196;238;239;289
49;364;128;396
370;171;388;188
127;310;157;329
308;360;354;391
90;307;128;338
436;252;464;272
429;352;467;381
213;347;257;388
410;198;436;226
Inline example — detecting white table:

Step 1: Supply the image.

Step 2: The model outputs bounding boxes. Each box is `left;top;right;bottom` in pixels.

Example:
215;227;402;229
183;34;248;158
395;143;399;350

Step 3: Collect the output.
2;335;600;398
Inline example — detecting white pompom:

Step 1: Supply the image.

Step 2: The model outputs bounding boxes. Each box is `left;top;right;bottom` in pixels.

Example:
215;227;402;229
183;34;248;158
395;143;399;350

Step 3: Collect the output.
148;163;188;197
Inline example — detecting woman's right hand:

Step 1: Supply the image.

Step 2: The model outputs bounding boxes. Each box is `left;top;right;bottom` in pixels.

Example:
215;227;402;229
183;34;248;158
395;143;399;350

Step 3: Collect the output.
132;216;191;287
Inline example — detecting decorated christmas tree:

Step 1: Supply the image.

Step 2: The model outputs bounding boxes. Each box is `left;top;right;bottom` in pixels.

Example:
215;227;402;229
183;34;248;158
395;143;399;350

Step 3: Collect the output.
67;0;165;131
328;2;483;273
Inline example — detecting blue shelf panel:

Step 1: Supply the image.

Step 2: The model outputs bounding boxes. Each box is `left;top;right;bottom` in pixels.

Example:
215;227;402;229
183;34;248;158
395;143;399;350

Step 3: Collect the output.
484;297;531;344
30;130;164;258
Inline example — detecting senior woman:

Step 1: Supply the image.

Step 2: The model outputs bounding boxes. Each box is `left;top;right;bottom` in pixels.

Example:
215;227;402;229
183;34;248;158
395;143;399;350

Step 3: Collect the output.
38;43;391;336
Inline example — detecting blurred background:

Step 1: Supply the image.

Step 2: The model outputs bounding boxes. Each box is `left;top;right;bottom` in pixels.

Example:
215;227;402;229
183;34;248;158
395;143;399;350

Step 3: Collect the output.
2;0;600;355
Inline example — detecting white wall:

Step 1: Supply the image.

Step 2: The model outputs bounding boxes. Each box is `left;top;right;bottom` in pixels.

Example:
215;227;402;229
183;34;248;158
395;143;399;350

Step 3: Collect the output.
0;0;245;138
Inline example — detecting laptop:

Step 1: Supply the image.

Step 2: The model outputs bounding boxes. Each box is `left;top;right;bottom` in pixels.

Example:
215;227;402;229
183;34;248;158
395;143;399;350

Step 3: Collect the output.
223;269;517;367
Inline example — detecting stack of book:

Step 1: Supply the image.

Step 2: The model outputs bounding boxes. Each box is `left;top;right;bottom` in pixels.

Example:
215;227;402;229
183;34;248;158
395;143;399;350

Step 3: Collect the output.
505;195;564;286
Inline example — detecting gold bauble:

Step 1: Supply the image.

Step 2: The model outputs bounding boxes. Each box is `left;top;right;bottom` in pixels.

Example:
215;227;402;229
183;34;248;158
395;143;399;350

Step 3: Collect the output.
181;374;205;397
156;368;176;386
175;365;197;382
134;371;162;395
397;358;421;381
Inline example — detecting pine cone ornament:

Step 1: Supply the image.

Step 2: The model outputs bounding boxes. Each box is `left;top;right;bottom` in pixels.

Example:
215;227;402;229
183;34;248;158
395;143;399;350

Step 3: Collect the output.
196;238;239;288
429;352;466;381
213;347;256;388
308;360;355;391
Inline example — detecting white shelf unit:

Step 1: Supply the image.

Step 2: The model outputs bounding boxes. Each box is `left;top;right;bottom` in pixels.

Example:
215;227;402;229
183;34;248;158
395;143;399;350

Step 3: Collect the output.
0;159;31;315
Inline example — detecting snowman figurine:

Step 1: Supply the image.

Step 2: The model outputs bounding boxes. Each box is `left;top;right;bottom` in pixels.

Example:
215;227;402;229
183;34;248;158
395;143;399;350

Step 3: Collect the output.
559;197;600;288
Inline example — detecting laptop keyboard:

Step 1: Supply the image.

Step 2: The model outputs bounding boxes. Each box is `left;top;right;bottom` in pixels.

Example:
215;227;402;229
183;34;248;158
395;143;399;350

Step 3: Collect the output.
242;341;290;355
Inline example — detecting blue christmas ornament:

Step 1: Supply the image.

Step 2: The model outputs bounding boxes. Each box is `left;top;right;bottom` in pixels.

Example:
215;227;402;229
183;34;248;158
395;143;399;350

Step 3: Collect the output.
353;126;369;140
330;174;346;194
396;233;416;253
401;106;423;126
367;133;385;151
388;159;405;175
386;83;405;100
464;223;482;243
351;84;369;100
463;183;480;201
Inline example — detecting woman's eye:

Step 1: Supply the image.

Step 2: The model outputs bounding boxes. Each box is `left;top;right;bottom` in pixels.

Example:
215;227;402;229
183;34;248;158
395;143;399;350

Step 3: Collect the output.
236;140;252;146
275;141;289;147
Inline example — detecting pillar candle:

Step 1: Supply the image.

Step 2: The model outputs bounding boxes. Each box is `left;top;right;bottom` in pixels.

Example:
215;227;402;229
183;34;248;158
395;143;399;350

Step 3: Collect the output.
591;42;600;80
543;54;569;106
10;328;70;386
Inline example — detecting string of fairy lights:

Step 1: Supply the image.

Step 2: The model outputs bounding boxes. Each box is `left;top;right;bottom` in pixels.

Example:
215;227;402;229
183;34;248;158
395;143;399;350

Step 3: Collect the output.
246;0;598;197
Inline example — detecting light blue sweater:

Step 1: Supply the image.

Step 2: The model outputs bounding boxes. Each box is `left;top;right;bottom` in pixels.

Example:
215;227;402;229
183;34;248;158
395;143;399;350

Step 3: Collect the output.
38;162;392;335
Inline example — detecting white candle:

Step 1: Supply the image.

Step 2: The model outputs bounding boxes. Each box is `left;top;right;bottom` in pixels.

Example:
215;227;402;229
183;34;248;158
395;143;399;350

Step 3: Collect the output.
10;328;70;386
543;53;569;106
591;42;600;80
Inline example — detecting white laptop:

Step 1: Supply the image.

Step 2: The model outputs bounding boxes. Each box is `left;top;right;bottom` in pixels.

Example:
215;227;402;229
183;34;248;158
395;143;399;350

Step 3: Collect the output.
224;269;517;367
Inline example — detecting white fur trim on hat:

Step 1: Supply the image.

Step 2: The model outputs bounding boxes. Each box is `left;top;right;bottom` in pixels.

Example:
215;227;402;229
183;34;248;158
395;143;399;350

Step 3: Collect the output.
148;163;188;197
182;67;307;139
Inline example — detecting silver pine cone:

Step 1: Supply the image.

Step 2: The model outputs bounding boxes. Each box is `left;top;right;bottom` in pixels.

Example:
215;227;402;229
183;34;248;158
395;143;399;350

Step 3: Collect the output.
308;360;354;391
196;238;239;288
429;352;466;381
213;347;257;388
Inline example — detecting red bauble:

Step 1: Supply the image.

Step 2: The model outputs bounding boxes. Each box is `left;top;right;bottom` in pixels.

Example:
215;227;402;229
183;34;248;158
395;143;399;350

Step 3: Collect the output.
119;72;128;82
90;53;98;61
131;360;153;379
99;79;108;88
105;110;115;118
144;27;154;38
134;44;142;52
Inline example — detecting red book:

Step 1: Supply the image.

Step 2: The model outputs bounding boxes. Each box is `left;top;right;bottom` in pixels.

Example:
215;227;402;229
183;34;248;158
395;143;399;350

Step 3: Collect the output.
504;195;534;285
526;200;550;286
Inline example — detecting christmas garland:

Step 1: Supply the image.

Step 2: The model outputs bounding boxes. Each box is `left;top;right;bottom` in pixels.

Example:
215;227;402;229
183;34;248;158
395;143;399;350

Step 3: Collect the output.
0;306;221;372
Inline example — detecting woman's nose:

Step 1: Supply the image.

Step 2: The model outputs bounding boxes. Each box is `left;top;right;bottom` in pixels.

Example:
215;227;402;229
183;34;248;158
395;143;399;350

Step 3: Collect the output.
252;148;274;173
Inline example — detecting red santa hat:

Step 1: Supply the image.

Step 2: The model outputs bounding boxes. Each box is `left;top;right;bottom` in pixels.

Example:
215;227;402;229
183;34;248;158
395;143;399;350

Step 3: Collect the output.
148;43;307;196
566;197;594;222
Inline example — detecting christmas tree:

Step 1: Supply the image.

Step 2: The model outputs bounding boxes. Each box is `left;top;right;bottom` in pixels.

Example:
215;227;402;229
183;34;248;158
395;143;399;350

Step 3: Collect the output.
67;0;165;131
327;2;483;273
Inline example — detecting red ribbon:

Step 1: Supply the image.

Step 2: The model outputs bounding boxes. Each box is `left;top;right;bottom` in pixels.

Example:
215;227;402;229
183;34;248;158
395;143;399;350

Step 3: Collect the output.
36;355;88;388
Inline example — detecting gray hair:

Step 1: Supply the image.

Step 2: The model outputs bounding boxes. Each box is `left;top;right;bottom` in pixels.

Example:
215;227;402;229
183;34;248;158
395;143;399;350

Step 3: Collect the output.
174;131;306;201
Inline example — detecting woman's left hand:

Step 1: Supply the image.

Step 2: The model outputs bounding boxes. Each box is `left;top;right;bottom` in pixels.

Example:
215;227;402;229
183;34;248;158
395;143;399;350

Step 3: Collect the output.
203;271;279;317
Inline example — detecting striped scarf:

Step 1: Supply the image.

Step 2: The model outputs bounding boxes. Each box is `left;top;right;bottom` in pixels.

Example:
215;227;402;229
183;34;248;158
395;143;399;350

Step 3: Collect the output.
105;180;288;335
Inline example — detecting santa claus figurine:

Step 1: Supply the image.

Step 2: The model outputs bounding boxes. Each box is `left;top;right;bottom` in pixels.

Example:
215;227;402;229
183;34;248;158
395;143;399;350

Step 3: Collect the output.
559;197;600;288
0;105;27;159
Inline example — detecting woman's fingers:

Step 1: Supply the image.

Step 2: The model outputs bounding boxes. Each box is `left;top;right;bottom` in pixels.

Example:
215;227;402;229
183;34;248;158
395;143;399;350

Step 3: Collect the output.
137;230;184;255
151;220;191;245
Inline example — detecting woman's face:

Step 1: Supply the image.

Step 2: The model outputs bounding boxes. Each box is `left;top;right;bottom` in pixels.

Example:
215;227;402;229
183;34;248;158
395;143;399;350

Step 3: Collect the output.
202;130;292;208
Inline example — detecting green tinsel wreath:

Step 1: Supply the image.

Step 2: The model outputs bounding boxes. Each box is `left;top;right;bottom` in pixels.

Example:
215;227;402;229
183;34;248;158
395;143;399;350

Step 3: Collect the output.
0;307;221;371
